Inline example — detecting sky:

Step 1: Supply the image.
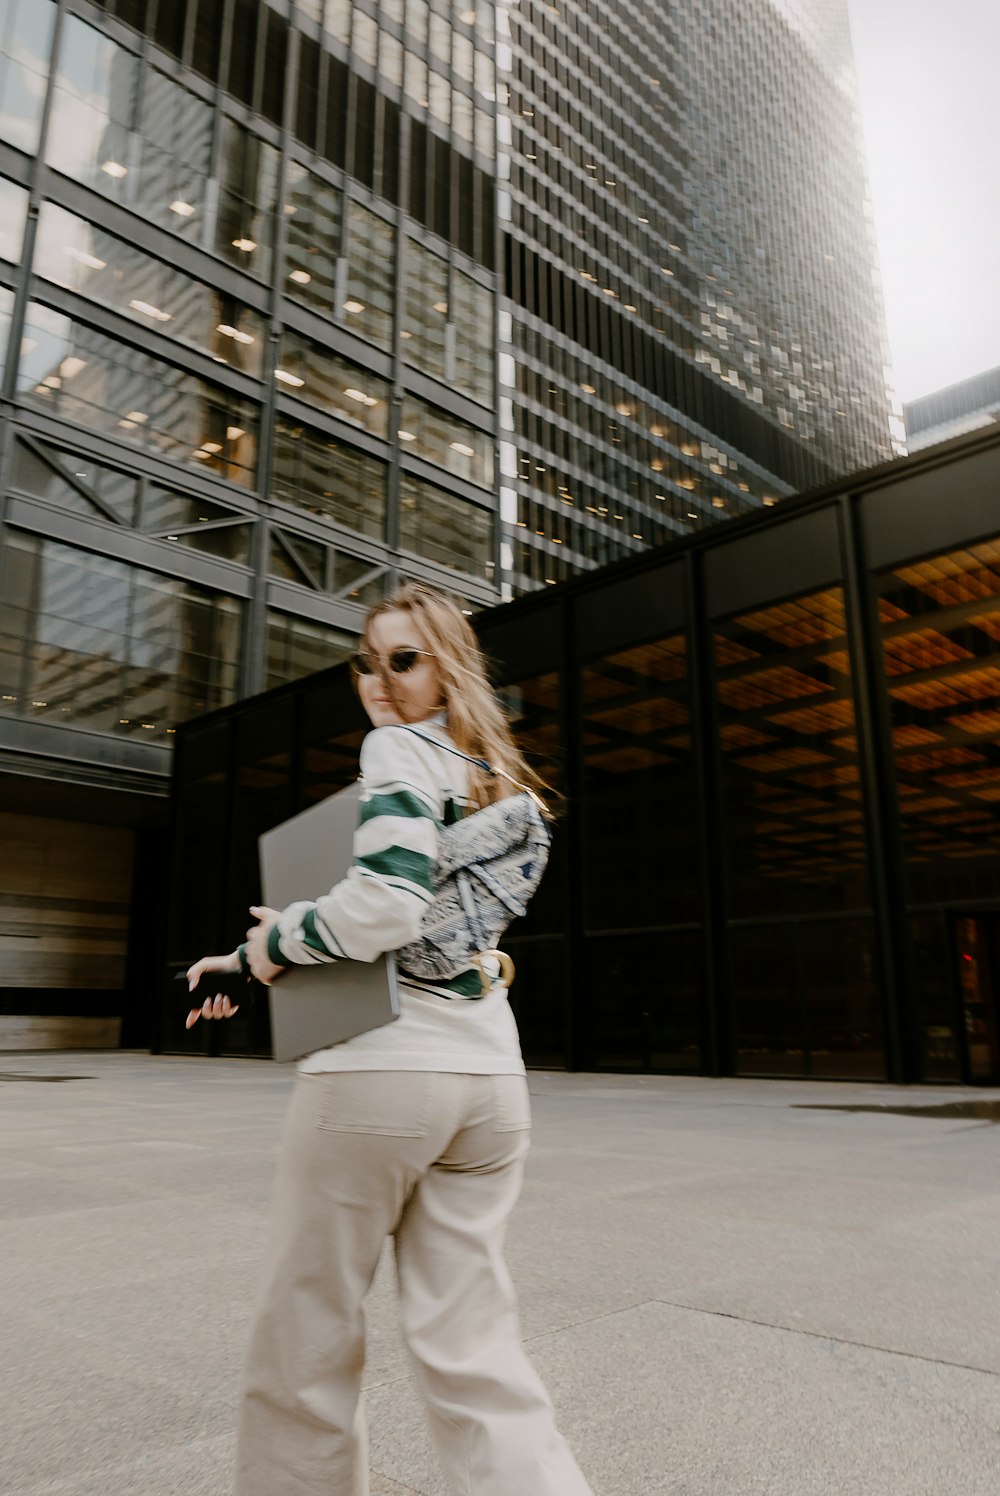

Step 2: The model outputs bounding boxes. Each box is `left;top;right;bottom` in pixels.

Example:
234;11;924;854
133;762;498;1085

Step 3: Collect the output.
845;0;1000;405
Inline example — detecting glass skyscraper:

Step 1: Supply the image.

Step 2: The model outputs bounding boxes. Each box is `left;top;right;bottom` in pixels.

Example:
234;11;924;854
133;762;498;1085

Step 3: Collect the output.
498;0;904;593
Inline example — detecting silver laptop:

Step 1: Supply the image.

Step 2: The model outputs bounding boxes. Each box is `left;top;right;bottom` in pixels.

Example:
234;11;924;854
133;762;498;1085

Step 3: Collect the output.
259;781;400;1063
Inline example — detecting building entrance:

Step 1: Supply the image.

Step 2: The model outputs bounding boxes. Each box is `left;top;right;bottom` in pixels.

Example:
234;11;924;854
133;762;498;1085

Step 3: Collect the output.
952;916;1000;1084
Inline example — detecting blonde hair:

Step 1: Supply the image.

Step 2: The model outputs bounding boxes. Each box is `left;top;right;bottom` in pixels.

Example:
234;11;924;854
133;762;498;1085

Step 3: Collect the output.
361;582;554;815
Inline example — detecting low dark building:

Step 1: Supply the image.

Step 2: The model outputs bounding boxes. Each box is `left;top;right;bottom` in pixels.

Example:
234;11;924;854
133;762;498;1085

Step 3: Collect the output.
160;427;1000;1086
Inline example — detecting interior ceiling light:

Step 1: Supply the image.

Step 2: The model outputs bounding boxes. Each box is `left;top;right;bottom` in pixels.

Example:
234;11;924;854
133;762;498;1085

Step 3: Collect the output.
580;383;597;394
288;269;311;284
201;442;223;454
130;299;172;321
64;245;106;270
226;426;245;439
231;237;257;252
101;160;127;178
433;301;449;313
42;375;61;389
216;324;255;344
398;430;416;441
449;442;475;457
343;299;366;314
59;357;87;379
274;369;305;387
126;410;148;424
169;199;195;217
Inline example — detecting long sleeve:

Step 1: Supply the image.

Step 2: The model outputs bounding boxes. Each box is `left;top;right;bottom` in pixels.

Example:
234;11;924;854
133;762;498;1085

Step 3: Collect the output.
267;726;443;968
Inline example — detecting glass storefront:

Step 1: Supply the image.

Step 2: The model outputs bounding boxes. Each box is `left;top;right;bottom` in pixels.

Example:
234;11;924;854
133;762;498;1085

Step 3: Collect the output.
161;436;1000;1082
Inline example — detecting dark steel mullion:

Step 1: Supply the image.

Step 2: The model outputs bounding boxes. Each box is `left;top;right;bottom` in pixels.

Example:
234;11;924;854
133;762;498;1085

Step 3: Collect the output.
385;100;410;572
0;0;68;410
838;491;920;1083
561;595;588;1070
685;546;732;1077
241;10;298;700
144;517;251;539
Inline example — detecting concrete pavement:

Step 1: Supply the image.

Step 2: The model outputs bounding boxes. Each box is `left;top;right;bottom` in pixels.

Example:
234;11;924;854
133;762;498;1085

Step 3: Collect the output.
1;1053;999;1495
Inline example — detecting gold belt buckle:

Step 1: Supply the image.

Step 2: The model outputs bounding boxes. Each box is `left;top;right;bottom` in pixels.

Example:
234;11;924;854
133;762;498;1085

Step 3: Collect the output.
471;949;516;995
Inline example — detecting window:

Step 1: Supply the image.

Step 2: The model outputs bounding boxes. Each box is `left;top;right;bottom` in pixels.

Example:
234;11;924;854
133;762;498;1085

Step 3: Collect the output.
0;176;29;265
46;16;138;201
271;418;386;539
0;532;241;738
277;330;390;437
399;394;494;488
284;161;342;317
0;0;56;154
714;588;869;917
877;536;1000;900
34;203;265;377
134;69;213;242
451;270;494;405
265;611;354;690
398;474;494;578
214;118;280;280
402;239;449;380
343;201;395;349
0;285;13;381
19;303;259;487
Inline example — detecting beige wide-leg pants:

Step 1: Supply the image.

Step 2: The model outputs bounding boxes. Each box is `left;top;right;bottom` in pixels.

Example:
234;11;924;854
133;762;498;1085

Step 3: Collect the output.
234;1070;594;1496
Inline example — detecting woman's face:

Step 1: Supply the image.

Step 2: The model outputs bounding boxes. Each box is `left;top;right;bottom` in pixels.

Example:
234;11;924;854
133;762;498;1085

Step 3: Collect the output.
356;608;446;727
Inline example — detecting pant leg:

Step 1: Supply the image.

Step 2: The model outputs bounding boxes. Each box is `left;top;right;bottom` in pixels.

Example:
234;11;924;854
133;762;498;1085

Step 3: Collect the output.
393;1074;594;1496
234;1071;456;1496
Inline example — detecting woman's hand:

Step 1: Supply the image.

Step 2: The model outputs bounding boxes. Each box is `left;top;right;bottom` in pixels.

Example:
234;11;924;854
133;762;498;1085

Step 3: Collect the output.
244;906;286;986
185;951;242;1029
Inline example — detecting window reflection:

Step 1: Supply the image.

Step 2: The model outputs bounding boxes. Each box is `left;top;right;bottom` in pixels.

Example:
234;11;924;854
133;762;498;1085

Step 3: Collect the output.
0;177;29;264
18;302;259;487
580;630;700;928
11;437;138;524
402;238;449;379
265;610;353;691
271;417;387;539
877;536;1000;903
399;394;494;488
0;285;13;380
0;0;56;155
134;69;213;242
215;118;280;279
46;16;138;202
732;919;884;1079
343;201;395;348
35;202;265;376
278;329;390;437
398;474;494;579
451;269;494;405
284;161;342;316
0;532;241;738
714;588;869;916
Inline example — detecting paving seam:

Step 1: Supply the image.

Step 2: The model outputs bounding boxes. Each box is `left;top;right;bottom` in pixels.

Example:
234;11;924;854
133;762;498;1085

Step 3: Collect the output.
652;1298;1000;1377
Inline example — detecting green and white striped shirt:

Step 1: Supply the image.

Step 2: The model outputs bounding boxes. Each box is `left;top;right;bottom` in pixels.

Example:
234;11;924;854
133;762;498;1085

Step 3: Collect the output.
268;721;485;998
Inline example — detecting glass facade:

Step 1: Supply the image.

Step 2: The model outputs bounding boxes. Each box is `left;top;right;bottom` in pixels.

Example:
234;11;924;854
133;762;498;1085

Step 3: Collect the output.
161;432;1000;1083
497;0;905;596
0;0;502;775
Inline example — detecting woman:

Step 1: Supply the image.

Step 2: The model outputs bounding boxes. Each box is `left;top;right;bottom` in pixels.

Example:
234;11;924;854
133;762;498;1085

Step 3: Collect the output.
186;582;594;1496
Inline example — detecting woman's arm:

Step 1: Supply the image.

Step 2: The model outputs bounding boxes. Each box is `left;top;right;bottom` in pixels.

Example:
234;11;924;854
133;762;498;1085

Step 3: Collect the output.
261;727;444;970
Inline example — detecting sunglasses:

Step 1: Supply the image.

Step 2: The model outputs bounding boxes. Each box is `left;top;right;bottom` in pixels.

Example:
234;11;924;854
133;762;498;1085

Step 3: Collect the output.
350;647;436;677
